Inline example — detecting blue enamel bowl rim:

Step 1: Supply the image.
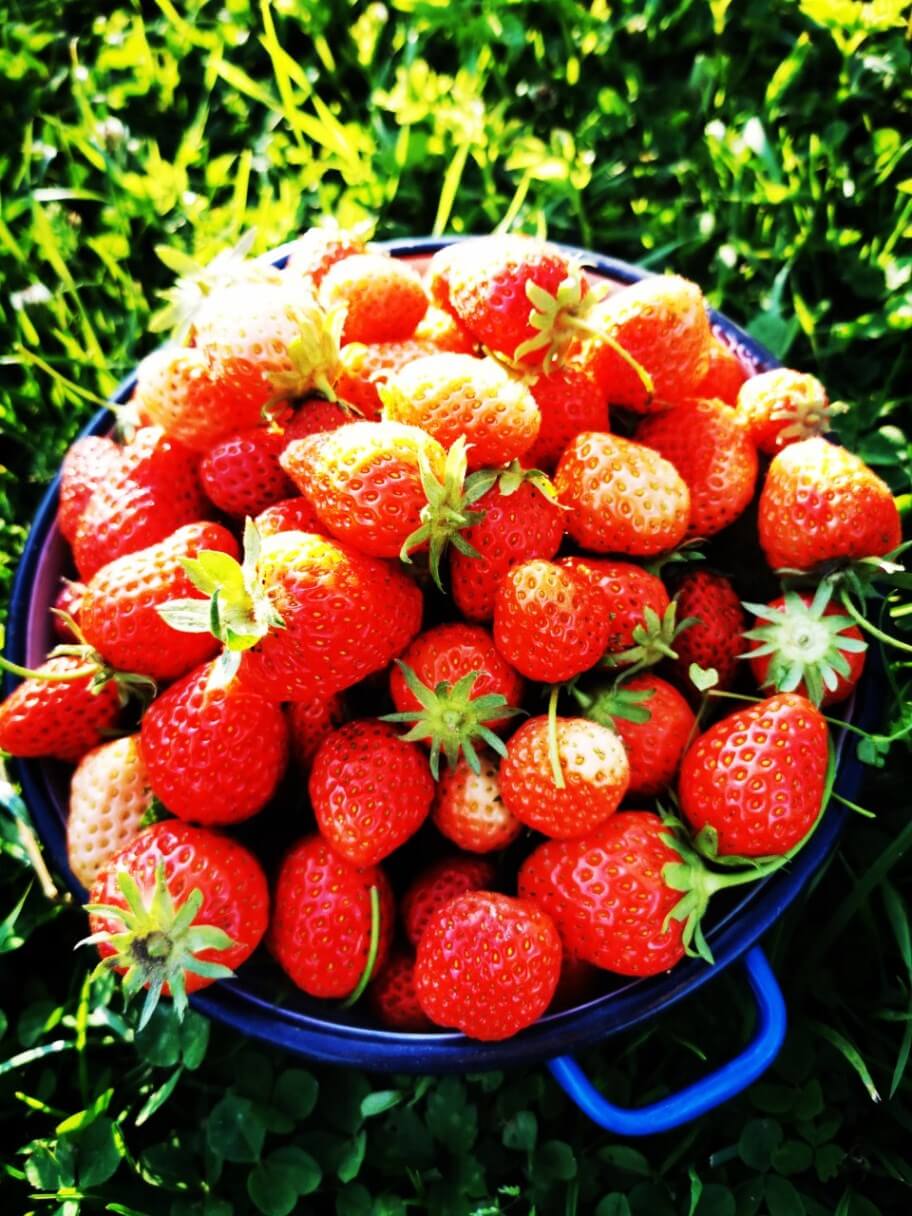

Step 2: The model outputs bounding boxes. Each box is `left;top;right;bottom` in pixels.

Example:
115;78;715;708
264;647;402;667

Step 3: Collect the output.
4;236;871;1073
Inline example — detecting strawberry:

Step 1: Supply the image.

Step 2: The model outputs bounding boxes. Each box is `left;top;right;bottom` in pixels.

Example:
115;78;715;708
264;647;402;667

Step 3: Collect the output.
52;579;87;642
500;715;629;838
200;428;295;518
87;820;269;1024
678;692;829;856
426;242;464;311
758;437;901;571
381;353;541;470
690;335;748;405
58;435;121;544
736;368;842;455
450;470;564;621
334;338;449;421
319;253;428;344
414;891;562;1040
555;432;690;556
558;558;671;664
309;720;435;865
744;585;867;707
493;558;612;684
284;225;368;288
386;622;524;776
254;496;323;538
369;952;432;1031
522;364;610;471
636;398;759;539
269;835;394;999
432;750;521;853
288;693;346;771
669;570;746;693
413;306;476;353
80;522;239;684
401;855;497;947
575;674;695;798
67;735;153;889
73;427;208;581
282;399;354;443
0;656;123;762
139;661;288;825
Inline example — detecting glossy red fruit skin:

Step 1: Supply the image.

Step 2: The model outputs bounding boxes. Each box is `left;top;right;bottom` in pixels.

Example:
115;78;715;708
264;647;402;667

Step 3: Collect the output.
678;692;829;856
73;428;208;581
309;720;435;865
287;693;346;771
518;812;687;976
451;481;564;622
58;436;121;544
558;558;670;661
389;623;524;733
269;835;393;999
282;400;354;444
139;662;288;825
690;336;748;405
414;892;563;1040
89;821;269;994
669;570;746;694
432;752;521;854
401;855;497;947
524;365;610;471
758;437;901;571
493;559;610;684
254;496;323;538
0;657;122;763
369;952;433;1031
334;338;449;422
747;594;866;708
612;675;696;797
319;253;428;344
636;399;759;539
80;522;239;683
200;429;295;518
52;580;87;642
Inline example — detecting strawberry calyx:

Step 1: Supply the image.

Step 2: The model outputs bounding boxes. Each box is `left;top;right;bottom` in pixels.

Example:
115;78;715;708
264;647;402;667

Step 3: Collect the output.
767;389;848;445
381;660;523;779
572;679;655;727
741;583;867;706
601;600;696;674
81;865;237;1030
513;264;594;370
467;458;560;505
269;298;346;402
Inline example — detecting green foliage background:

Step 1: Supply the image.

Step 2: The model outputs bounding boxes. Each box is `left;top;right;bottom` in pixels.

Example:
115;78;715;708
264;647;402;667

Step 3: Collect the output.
1;1;911;1213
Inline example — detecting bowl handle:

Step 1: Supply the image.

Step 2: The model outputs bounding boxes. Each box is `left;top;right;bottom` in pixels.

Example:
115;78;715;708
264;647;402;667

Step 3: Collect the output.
547;946;786;1135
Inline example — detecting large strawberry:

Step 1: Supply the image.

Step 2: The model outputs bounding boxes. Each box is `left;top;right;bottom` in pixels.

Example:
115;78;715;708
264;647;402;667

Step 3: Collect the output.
557;557;671;665
401;855;497;947
0;655;125;762
414;892;562;1040
432;750;521;853
269;835;394;999
309;720;434;865
678;692;829;856
736;368;842;455
67;735;153;889
555;432;690;556
86;820;269;1026
758;437;901;571
58;435;121;544
319;253;428;344
284;225;368;288
669;570;746;694
139;661;288;824
200;428;295;518
523;364;610;471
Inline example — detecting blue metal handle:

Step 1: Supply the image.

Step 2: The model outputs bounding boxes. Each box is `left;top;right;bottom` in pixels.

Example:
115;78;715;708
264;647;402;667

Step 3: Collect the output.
547;946;786;1136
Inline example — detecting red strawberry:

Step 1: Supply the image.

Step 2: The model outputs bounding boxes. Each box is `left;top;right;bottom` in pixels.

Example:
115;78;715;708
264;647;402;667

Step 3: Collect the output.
319;253;428;344
80;521;239;684
67;735;154;889
500;715;629;838
678;692;829;856
58;435;121;544
432;751;521;854
284;226;368;288
334;338;451;421
414;892;562;1040
401;855;497;947
0;656;122;762
689;335;748;405
493;558;611;684
87;820;269;1021
450;471;564;622
139;661;288;825
52;579;87;642
282;399;354;443
669;570;746;694
200;428;295;518
555;432;690;556
369;952;432;1031
288;693;346;771
636;399;759;539
269;835;393;999
523;364;610;471
73;427;208;581
736;368;839;455
558;558;670;663
254;496;323;538
309;720;435;865
758;438;901;571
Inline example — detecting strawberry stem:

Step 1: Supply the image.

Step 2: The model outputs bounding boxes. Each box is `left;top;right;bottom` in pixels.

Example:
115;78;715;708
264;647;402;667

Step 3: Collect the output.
341;885;381;1009
0;655;98;683
838;590;912;656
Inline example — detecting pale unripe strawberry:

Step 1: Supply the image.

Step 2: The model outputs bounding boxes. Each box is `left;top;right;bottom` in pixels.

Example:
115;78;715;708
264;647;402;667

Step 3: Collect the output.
67;735;154;889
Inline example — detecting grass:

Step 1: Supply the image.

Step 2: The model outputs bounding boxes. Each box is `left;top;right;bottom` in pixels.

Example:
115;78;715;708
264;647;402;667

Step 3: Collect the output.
1;1;911;1213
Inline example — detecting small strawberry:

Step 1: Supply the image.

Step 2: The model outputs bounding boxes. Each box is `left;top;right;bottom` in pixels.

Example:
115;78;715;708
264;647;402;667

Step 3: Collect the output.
200;428;295;518
401;855;497;947
669;570;746;694
493;558;612;684
139;661;288;825
73;427;208;581
334;338;449;421
432;750;521;854
450;468;564;622
67;734;154;889
426;242;464;311
254;496;323;538
269;835;394;999
0;655;127;762
678;692;829;856
522;364;610;471
319;253;428;344
690;335;748;405
557;558;671;663
736;368;843;455
282;399;354;443
52;580;87;642
284;225;368;288
58;436;121;544
309;720;435;865
555;432;690;556
414;891;562;1040
636;399;759;539
288;693;346;771
500;715;629;839
414;306;476;353
86;820;269;1025
381;353;541;470
369;952;432;1031
758;437;901;571
743;584;867;707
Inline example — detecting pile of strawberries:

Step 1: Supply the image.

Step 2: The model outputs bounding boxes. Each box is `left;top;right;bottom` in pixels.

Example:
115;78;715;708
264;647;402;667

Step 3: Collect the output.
0;229;902;1042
